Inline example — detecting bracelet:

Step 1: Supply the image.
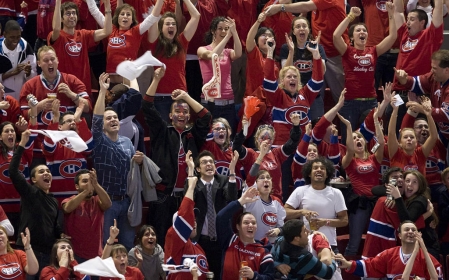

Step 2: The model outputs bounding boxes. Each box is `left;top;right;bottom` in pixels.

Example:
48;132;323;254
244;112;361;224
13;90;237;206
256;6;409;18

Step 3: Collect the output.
228;174;236;177
24;245;32;251
326;219;330;226
188;176;196;178
106;241;114;246
347;13;356;22
281;4;285;12
72;95;80;102
29;115;37;119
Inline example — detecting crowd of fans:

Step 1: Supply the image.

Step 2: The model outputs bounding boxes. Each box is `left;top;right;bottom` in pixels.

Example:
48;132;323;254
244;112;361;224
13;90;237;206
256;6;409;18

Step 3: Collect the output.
1;0;449;279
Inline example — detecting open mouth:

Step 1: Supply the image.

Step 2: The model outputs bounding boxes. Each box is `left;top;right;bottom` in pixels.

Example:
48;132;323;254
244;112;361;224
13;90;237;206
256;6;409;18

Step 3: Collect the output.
168;30;175;36
263;184;270;188
299;32;306;40
356;142;363;148
359;35;366;41
48;67;55;74
43;178;51;183
8;136;14;144
218;134;225;139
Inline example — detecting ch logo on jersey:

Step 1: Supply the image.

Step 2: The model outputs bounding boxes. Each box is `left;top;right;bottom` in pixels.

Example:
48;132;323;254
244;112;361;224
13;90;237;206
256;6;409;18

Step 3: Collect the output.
0;163;25;184
109;35;126;48
357;165;375;174
195;254;208;272
39;107;68;126
0;263;22;279
358;58;371;66
437;121;449;135
403;164;418;171
215;161;243;189
294;60;313;73
426;157;440;173
402;38;418;52
65;41;82;56
262;212;278;227
59;160;83;178
60;137;74;150
376;0;387;11
284;106;309;125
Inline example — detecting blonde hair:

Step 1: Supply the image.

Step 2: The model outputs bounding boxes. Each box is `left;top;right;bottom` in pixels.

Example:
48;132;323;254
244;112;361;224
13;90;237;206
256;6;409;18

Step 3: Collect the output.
279;66;302;91
254;124;276;150
0;226;14;253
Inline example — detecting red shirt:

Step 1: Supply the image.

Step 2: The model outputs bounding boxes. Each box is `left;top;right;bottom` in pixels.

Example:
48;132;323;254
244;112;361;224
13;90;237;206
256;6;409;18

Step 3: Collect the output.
345;154;381;197
106;25;144;73
100;266;144;280
48;29;98;94
362;0;400;48
0;0;16;17
227;0;258;49
311;0;348;58
261;0;294;56
390;146;427;177
342;45;378;99
0;250;27;280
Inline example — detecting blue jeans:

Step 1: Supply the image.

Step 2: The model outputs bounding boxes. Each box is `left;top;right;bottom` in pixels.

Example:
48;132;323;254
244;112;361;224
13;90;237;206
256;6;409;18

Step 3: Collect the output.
26;250;50;280
345;203;373;256
153;96;174;124
103;198;135;252
374;51;398;90
339;99;378;142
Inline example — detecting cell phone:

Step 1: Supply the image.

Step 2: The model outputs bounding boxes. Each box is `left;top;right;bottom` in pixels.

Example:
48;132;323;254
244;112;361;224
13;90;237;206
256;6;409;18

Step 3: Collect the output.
268;41;274;47
307;42;317;48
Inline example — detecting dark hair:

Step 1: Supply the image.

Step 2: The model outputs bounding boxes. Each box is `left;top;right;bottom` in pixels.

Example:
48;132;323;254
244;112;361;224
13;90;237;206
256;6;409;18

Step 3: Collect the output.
170;99;189;113
60;2;79;18
409;9;429;29
348;23;368;46
255;27;275;50
432;49;449;68
0;121;15;159
137;225;158;247
290;16;313;60
403;170;430;205
74;169;90;185
398;220;416;233
104;107;117;114
235;211;255;228
302;157;335;185
204;16;226;44
49;239;74;268
283;219;304;243
110;244;128;257
112;4;138;29
108;84;129;104
415;114;428;122
58;111;75;125
382;167;402;185
30;164;49;182
154;12;184;58
194;150;215;169
4;20;21;33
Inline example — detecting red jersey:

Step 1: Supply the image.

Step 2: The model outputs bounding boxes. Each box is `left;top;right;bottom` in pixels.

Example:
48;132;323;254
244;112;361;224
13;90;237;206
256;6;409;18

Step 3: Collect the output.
348;246;443;279
0;128;36;213
390;146;427;177
311;0;348;58
240;148;287;199
264;58;323;146
41;260;90;280
36;0;56;40
0;250;27;280
106;25;145;73
100;266;144;280
165;197;209;280
63;195;104;260
201;137;245;190
342;46;378;100
0;0;16;17
48;29;97;94
183;0;229;54
42;119;94;205
244;47;279;99
0;96;21;125
149;34;189;95
227;0;257;49
345;154;381;197
393;23;443;91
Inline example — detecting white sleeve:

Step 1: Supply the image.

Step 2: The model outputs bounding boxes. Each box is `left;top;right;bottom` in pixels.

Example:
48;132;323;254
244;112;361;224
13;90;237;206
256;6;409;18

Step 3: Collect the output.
0;219;14;236
139;14;162;34
333;188;347;213
275;201;286;227
285;187;304;209
86;0;105;28
406;0;417;13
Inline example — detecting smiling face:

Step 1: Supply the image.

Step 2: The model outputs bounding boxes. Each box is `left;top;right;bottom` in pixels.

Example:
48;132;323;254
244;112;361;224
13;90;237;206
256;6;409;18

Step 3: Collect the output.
1;124;16;150
256;171;272;197
406;12;425;36
237;214;257;243
309;162;327;184
4;29;21;51
38;49;59;81
61;8;78;29
292;18;310;44
118;8;133;30
103;110;120;135
413;119;429;144
399;222;418;244
281;68;299;93
141;228;157;252
161;17;177;41
404;173;420;199
213;20;229;44
113;250;128;275
306;144;318;161
196;156;216;180
399;129;417;152
32;165;52;192
212;122;227;146
170;102;190;130
351;24;368;48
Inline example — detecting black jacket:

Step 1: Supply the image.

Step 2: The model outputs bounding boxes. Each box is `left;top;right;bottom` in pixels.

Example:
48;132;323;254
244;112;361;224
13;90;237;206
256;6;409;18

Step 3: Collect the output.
142;95;212;192
0;38;34;74
9;146;62;254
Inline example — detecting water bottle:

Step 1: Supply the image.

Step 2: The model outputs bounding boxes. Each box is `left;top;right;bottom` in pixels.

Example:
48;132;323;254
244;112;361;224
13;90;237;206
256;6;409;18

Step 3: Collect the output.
387;178;397;200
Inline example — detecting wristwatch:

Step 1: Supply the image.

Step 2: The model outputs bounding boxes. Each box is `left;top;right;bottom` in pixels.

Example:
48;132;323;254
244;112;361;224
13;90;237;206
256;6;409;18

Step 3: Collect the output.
281;4;285;12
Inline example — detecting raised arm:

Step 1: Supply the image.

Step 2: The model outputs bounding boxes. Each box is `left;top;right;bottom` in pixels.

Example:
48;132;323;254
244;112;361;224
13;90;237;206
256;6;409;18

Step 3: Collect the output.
21;228;39;275
283;34;294;67
338;113;354;169
393;0;406;29
387;99;400;159
246;13;266;53
51;0;62;42
146;67;165;97
139;0;163;35
373;106;385;164
182;0;200;41
420;105;438;158
94;72;109;116
264;2;317;16
432;0;444;28
93;0;112;42
333;7;362;55
86;0;105;27
376;2;397;56
172;90;204;113
102;219;119;259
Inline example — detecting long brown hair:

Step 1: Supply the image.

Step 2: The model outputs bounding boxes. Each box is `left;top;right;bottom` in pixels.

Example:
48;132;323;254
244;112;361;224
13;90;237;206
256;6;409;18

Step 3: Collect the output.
112;4;138;29
154;12;184;58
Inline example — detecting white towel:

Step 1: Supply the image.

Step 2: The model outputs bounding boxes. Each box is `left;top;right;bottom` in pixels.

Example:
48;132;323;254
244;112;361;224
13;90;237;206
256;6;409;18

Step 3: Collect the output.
73;257;125;279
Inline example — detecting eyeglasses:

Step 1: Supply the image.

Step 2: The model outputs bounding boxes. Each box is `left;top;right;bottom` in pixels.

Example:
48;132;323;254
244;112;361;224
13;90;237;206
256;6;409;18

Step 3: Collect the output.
213;127;226;132
200;159;214;165
257;176;272;180
64;11;77;17
62;118;75;125
414;124;429;129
